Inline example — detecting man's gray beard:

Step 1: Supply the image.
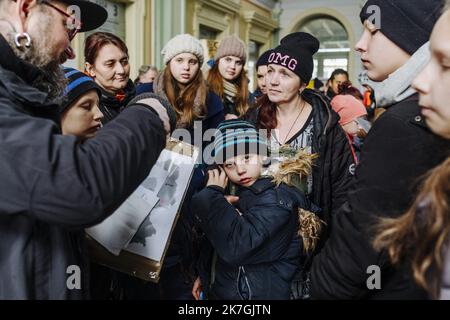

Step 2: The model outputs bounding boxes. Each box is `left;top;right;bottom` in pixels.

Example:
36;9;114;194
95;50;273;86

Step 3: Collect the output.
7;32;67;103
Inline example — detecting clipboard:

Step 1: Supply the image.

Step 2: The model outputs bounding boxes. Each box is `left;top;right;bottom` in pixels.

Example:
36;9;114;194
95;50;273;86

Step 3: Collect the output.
88;138;199;283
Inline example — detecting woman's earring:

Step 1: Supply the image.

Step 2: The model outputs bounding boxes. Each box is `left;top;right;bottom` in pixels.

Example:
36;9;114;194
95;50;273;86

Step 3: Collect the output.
14;32;32;48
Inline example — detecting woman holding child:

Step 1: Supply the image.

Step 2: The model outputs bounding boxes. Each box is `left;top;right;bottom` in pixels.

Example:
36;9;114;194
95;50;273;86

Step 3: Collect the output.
245;32;354;299
247;32;354;237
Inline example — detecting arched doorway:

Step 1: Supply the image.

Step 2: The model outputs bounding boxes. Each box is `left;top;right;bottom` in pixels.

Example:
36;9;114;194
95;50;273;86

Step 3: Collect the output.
298;15;350;82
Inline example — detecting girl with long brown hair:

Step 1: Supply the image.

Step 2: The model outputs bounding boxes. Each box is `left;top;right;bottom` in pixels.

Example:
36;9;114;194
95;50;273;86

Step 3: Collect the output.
127;34;224;300
207;35;250;119
374;4;450;299
154;34;224;134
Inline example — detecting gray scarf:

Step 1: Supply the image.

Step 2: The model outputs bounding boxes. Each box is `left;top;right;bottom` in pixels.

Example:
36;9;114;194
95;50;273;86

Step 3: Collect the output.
363;42;430;109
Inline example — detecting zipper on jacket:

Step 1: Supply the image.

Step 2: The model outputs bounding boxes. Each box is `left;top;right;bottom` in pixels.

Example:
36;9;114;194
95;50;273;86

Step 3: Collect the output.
237;266;252;300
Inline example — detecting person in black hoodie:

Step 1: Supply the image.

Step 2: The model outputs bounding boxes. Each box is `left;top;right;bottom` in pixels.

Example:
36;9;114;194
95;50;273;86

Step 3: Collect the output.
0;0;174;299
84;32;136;124
191;120;322;300
244;32;354;299
311;0;450;300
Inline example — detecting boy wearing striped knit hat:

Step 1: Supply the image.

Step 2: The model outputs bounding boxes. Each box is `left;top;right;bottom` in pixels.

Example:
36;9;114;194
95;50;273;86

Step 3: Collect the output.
191;119;322;300
60;68;104;140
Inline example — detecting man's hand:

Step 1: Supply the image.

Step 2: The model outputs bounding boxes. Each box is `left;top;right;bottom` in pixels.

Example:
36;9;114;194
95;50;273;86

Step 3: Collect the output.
136;98;171;135
206;168;228;189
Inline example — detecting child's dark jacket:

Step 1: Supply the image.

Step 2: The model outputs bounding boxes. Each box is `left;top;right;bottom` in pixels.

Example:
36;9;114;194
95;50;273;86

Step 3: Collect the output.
191;177;320;300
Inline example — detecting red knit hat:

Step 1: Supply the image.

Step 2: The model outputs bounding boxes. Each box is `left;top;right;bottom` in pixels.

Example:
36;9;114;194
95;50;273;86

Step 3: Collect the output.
331;95;368;125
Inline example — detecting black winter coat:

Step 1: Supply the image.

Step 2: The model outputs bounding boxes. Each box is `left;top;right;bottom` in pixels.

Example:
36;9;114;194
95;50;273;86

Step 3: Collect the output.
0;36;166;299
192;178;320;300
311;96;450;299
245;89;354;232
98;80;136;124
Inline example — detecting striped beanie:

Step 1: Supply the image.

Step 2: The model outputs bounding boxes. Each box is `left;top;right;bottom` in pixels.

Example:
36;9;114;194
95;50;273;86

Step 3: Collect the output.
213;120;268;164
61;68;101;114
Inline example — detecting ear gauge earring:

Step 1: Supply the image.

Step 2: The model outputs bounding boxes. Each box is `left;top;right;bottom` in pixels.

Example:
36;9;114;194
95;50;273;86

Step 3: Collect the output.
14;32;32;48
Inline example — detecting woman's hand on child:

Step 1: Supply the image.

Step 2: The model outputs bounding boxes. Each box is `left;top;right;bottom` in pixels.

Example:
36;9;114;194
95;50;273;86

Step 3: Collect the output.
192;277;203;300
207;168;228;189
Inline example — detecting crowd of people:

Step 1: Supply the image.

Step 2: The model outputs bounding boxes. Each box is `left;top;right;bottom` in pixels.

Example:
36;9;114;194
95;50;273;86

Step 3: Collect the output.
0;0;449;301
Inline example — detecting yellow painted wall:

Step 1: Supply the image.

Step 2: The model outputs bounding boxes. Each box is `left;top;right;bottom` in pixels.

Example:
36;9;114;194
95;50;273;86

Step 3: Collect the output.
69;0;152;80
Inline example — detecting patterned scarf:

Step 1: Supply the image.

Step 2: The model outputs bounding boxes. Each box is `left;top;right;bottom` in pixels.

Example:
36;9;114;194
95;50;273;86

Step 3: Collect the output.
223;79;237;103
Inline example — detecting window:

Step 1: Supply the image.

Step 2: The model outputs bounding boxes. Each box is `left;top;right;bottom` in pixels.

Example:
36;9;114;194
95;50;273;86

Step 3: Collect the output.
199;25;220;40
299;16;349;82
323;58;348;79
248;41;261;92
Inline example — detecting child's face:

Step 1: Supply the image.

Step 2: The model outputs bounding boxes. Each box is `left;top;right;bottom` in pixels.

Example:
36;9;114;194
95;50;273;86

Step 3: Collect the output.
223;154;263;187
61;90;103;140
413;10;450;140
218;56;244;81
355;20;410;82
169;53;200;85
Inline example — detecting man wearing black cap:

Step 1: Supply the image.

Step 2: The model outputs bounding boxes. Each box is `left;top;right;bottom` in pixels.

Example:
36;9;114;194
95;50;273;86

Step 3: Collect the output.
311;0;450;299
0;1;175;299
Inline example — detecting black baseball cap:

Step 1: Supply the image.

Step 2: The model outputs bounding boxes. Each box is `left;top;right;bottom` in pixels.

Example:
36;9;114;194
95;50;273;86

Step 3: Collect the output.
59;0;108;32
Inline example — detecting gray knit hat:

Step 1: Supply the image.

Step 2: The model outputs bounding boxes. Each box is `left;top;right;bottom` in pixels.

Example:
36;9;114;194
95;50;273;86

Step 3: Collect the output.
161;34;205;66
214;35;247;65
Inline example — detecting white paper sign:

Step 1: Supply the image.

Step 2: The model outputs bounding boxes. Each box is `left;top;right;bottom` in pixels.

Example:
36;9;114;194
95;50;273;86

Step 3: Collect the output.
87;181;159;256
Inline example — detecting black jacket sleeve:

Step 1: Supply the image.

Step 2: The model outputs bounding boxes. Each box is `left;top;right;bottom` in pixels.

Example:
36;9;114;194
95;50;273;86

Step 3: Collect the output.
311;105;450;299
329;124;355;216
0;105;166;228
192;186;295;266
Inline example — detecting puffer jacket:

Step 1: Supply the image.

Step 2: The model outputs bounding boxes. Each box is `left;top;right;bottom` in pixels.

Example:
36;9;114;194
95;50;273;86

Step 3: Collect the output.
192;178;320;300
0;35;166;299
